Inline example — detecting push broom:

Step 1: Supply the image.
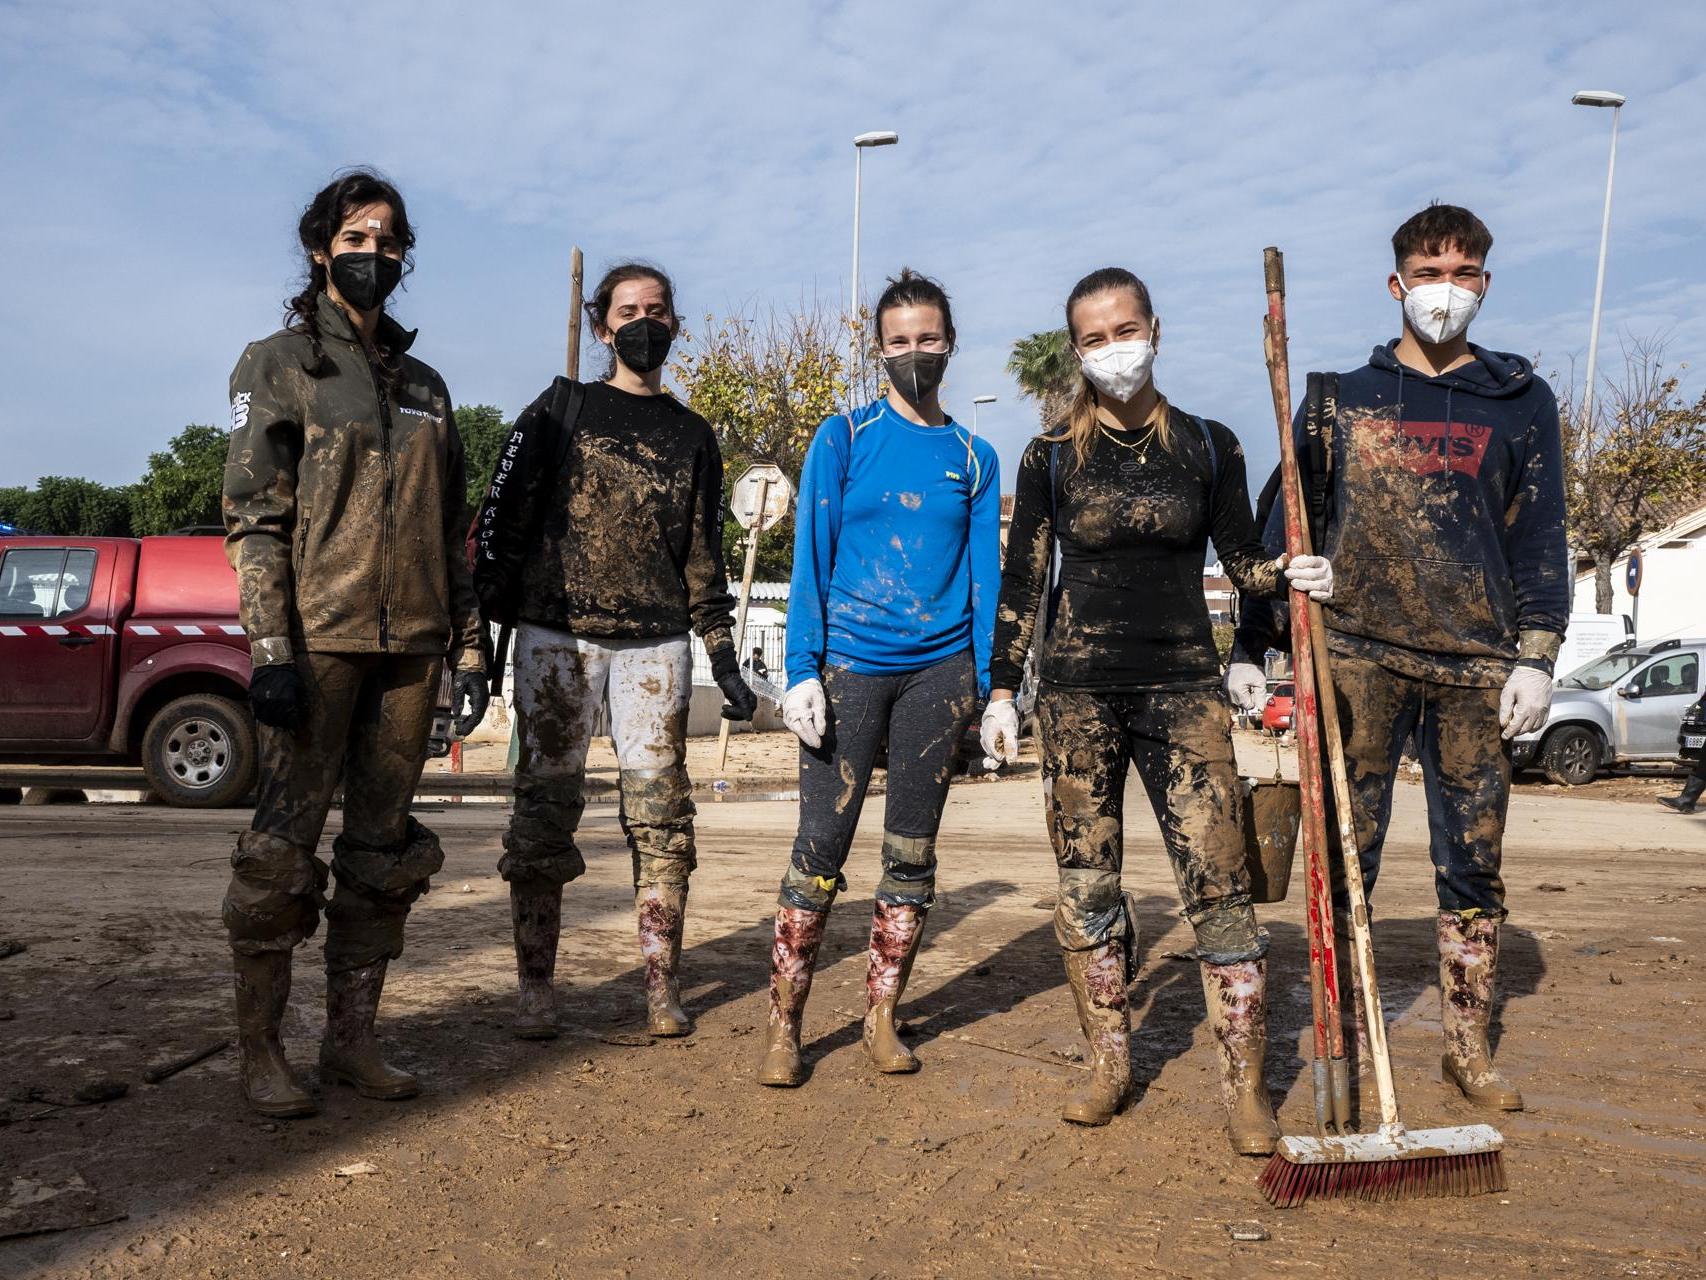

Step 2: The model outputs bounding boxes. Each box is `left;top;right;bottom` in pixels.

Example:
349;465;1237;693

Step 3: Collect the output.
1256;247;1507;1206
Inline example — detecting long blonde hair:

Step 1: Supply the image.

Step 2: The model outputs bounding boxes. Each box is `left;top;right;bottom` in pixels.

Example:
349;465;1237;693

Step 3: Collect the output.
1043;267;1168;472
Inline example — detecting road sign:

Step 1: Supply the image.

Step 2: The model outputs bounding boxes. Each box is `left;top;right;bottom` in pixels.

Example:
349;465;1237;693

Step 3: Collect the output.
1626;547;1643;598
731;465;793;532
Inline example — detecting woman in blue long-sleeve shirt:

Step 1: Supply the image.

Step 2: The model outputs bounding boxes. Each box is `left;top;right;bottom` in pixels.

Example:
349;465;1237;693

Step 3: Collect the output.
757;269;1001;1088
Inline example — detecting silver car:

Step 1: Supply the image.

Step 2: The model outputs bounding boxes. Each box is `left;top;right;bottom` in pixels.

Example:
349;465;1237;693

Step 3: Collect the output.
1511;637;1705;785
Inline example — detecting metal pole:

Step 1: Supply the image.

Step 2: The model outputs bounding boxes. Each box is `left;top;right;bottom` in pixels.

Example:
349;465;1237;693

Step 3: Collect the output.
850;145;863;393
1581;104;1620;432
716;478;770;773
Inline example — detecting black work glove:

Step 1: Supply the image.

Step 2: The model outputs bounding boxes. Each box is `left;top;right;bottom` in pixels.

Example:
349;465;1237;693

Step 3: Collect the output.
249;663;307;732
452;669;490;738
709;646;757;722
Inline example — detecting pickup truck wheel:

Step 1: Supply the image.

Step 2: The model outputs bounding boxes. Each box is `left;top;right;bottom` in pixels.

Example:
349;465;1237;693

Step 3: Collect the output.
142;694;258;808
1541;725;1601;787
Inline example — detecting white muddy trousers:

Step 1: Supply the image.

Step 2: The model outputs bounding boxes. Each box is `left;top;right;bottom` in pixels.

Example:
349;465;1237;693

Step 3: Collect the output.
512;624;692;776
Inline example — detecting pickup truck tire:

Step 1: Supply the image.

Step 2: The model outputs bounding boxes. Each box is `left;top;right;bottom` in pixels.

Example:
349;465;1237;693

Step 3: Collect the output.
142;694;258;809
1541;724;1601;787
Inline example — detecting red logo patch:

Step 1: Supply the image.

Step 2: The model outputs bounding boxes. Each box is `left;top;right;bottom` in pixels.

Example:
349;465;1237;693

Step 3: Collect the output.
1352;418;1490;479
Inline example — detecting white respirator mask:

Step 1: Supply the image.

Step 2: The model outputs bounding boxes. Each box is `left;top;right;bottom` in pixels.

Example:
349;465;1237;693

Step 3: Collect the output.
1078;338;1156;403
1398;279;1484;345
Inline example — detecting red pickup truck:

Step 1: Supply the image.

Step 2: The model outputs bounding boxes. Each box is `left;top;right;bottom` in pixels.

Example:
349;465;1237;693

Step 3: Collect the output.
0;533;259;806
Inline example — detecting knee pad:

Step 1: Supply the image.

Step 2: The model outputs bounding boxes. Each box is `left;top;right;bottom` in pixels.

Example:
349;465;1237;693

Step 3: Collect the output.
224;830;328;953
875;831;937;909
779;862;844;912
1053;867;1125;952
1189;900;1265;965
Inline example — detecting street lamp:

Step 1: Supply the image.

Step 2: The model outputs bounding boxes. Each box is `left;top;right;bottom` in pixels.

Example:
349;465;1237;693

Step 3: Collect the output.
1571;89;1626;432
850;130;899;386
971;394;997;434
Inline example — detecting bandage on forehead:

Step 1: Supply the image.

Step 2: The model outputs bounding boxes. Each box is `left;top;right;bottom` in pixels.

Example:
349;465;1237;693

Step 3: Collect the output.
367;218;382;230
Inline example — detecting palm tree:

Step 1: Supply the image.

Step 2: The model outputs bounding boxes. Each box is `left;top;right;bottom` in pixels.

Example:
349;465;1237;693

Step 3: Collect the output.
1006;328;1078;430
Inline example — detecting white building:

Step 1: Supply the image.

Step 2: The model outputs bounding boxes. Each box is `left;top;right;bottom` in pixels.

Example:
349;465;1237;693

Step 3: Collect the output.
1570;498;1706;644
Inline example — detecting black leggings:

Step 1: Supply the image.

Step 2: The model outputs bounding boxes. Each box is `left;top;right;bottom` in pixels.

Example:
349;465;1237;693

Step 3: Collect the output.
778;652;977;912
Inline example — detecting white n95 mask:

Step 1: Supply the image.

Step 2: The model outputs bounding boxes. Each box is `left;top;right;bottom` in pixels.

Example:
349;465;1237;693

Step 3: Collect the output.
1399;279;1484;345
1079;339;1156;402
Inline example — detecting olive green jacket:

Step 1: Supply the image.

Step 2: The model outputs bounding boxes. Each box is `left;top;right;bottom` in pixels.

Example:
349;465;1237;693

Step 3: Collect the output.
222;293;484;672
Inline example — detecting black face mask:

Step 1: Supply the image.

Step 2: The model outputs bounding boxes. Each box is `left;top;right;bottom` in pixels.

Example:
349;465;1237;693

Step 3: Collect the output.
883;350;949;407
612;318;674;374
330;252;404;313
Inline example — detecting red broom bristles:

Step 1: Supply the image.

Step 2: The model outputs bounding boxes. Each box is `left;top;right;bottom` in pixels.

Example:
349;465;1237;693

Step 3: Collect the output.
1258;1150;1506;1208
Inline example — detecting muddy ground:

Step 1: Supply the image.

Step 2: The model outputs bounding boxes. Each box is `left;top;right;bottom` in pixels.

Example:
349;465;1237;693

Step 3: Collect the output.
1;733;1702;1278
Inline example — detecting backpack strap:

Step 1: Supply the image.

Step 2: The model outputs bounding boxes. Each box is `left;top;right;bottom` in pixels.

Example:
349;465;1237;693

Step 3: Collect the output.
1045;441;1062;634
1300;372;1337;551
1187;411;1218;505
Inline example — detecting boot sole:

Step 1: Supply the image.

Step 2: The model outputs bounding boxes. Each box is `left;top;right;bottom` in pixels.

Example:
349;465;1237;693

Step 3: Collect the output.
1442;1057;1524;1111
244;1093;318;1119
1061;1109;1115;1127
648;1018;692;1038
321;1065;420;1101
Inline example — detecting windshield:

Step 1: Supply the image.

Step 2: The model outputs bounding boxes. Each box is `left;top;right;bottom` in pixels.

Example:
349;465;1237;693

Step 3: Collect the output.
1562;652;1645;690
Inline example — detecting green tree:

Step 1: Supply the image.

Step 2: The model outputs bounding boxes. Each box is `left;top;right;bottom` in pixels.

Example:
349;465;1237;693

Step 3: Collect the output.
1561;340;1706;612
130;424;229;535
0;486;27;529
672;304;859;581
1006;328;1078;430
455;404;511;514
6;476;133;536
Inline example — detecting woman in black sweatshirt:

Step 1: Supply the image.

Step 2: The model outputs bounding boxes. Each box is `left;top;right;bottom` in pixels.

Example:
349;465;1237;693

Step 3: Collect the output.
985;267;1331;1147
476;262;754;1044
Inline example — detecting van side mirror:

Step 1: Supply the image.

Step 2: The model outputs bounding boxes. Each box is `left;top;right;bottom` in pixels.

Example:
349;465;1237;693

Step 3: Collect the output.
1618;684;1641;700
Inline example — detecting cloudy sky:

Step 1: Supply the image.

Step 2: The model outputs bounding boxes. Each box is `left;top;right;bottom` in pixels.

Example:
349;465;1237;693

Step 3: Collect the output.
2;0;1702;497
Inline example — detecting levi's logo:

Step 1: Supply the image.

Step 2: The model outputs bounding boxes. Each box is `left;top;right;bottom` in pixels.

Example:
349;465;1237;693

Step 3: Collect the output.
1351;417;1491;479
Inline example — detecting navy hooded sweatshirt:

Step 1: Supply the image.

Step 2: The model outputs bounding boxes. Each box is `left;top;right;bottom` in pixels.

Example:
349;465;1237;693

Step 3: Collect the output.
1234;341;1568;687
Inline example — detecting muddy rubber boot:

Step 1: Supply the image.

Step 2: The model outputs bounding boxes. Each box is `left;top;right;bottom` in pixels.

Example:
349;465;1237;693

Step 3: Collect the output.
637;883;691;1037
1060;943;1131;1126
232;950;316;1118
510;881;562;1041
1438;911;1523;1110
1658;773;1704;813
863;902;927;1074
758;906;828;1087
320;960;419;1100
1200;957;1281;1155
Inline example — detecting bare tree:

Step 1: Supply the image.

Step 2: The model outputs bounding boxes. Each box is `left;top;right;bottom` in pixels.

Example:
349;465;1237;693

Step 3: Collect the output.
1561;338;1706;612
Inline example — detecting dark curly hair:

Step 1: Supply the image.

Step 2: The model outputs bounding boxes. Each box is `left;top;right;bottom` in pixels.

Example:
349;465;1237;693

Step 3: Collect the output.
284;168;416;378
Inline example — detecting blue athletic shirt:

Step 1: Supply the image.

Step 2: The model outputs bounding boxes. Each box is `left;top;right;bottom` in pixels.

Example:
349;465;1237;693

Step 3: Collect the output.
785;398;1002;698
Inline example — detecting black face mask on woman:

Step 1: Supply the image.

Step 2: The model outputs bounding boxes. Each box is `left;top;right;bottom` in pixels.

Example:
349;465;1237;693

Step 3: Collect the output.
883;350;948;407
613;318;674;374
330;252;404;313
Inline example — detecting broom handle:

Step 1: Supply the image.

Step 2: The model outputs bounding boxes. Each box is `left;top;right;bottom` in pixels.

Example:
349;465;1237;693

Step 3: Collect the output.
1304;605;1402;1127
1261;250;1346;1083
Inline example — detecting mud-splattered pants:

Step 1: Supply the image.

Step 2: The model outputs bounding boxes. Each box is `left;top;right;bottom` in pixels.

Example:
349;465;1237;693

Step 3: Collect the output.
780;652;977;913
501;624;695;891
1038;684;1262;964
222;652;444;973
1328;653;1509;919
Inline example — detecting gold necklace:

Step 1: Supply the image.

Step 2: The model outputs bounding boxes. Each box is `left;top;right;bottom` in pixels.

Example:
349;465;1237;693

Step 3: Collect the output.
1098;421;1158;463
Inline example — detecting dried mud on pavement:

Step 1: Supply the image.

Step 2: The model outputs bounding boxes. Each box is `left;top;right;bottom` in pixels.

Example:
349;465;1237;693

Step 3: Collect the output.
2;758;1703;1278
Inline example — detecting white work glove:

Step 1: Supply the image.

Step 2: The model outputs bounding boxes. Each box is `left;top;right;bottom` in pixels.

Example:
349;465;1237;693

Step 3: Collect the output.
782;678;828;750
1284;553;1334;601
1499;666;1554;739
980;697;1021;766
1224;662;1268;711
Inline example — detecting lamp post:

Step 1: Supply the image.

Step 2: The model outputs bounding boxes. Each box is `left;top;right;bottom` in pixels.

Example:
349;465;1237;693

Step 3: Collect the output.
850;131;899;388
971;394;997;434
1571;89;1626;432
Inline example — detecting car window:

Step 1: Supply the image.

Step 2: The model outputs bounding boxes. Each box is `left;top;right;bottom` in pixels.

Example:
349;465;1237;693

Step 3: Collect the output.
1631;652;1701;698
1563;651;1644;689
0;547;97;618
1273;684;1294;698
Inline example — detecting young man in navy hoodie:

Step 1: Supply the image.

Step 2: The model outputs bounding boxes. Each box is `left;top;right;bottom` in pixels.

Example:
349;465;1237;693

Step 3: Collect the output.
1229;203;1568;1112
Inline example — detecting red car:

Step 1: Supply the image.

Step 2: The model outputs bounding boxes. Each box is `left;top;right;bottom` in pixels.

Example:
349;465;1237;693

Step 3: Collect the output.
0;533;257;806
1261;682;1295;735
